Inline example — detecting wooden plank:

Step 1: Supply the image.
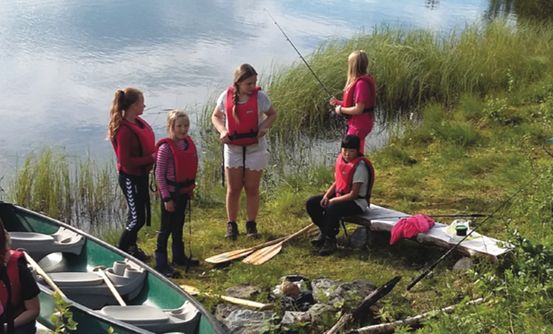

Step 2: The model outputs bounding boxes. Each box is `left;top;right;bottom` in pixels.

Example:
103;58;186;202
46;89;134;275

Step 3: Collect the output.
342;204;510;259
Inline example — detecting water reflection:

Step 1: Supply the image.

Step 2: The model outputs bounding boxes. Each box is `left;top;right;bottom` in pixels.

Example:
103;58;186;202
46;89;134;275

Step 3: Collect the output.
0;0;539;168
486;0;553;21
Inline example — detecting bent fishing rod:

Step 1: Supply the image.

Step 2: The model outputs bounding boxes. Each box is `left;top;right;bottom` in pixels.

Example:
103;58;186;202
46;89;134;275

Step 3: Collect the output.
264;9;332;98
406;172;542;291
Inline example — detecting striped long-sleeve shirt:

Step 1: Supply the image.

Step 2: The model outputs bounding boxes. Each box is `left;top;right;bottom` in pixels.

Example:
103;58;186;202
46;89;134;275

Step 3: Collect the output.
156;139;188;199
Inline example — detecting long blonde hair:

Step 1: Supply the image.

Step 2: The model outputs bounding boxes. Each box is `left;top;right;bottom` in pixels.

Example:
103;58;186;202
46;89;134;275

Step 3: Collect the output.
231;64;258;123
345;50;369;90
166;110;190;140
107;87;143;140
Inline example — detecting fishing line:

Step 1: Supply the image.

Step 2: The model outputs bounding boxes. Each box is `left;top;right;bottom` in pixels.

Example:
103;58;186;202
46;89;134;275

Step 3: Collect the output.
264;9;332;98
407;171;543;291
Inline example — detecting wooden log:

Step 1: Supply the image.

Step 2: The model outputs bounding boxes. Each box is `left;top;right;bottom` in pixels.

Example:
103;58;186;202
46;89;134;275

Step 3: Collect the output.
179;285;273;311
349;298;484;334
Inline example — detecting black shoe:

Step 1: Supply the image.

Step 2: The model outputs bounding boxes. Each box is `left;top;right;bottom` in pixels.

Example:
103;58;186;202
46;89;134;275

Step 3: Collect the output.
246;221;258;238
173;255;200;267
319;238;337;256
225;221;239;240
156;265;181;278
128;246;152;262
310;232;325;247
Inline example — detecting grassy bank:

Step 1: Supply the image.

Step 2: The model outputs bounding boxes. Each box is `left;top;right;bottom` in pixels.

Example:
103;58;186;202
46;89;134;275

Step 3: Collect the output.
3;19;553;333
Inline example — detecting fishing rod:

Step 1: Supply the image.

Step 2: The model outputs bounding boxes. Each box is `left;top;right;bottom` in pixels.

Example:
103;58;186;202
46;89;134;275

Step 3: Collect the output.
374;213;488;220
264;9;332;98
407;172;542;291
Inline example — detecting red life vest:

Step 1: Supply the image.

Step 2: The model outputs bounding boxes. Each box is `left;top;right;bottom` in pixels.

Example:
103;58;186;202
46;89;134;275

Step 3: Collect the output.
342;75;376;112
225;86;260;146
155;137;198;195
0;250;25;320
335;154;375;206
112;117;156;174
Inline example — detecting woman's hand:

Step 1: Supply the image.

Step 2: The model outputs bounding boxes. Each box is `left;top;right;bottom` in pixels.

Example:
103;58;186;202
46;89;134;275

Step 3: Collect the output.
165;200;176;212
219;130;232;144
335;105;343;115
329;96;337;107
257;127;268;138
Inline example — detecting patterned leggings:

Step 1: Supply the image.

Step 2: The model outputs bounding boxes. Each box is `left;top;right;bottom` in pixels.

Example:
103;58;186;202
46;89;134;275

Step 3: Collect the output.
117;172;151;251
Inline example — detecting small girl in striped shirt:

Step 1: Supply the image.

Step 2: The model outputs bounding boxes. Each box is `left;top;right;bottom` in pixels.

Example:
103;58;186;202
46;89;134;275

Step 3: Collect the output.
155;110;199;278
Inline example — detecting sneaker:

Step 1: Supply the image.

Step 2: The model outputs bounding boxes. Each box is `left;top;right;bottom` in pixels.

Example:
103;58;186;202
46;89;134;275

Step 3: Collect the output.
319;238;337;256
128;246;152;262
225;221;239;240
245;221;258;238
310;232;325;247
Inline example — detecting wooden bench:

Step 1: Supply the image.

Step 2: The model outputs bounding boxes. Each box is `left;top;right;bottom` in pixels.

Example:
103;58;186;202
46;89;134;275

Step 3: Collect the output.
342;204;510;260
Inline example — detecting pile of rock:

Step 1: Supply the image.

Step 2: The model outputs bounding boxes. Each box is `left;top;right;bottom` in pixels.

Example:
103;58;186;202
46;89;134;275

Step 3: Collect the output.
217;276;377;334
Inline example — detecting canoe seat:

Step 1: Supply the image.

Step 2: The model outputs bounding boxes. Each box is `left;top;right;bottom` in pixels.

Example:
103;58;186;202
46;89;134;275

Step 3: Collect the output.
38;260;147;309
47;272;104;287
9;228;85;261
99;301;201;333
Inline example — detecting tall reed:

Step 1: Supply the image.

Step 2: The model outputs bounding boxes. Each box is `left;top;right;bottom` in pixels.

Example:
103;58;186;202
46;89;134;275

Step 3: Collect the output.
5;149;125;232
264;20;553;140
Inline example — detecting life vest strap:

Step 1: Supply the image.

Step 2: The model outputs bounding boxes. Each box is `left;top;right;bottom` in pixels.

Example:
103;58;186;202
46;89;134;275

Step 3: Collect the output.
228;130;258;141
166;178;195;188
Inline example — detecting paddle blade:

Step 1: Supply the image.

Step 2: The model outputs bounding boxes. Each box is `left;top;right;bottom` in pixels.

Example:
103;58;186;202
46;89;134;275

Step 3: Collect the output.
205;247;255;264
242;243;283;265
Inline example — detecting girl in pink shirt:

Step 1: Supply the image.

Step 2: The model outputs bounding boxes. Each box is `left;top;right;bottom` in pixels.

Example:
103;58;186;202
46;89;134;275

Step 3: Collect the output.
330;50;376;153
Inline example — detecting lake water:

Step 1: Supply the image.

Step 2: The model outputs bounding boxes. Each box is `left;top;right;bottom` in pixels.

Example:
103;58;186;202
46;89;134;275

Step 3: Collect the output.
0;0;535;171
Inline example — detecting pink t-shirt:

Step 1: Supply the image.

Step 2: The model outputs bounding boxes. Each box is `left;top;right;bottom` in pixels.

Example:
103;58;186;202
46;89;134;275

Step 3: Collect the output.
352;79;371;107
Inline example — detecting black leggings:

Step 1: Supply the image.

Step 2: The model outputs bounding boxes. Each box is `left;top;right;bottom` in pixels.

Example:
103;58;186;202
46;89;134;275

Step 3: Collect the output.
117;172;151;251
156;193;189;253
306;194;364;239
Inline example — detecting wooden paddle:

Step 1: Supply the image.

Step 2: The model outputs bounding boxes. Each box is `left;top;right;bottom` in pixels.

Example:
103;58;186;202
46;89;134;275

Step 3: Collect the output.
20;249;67;299
242;223;316;265
93;266;126;306
180;285;273;311
205;235;289;264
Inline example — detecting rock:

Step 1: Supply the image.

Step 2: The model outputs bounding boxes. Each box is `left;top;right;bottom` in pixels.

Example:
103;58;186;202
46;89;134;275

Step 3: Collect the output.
280;281;300;299
280;311;312;325
225;283;259;299
350;227;371;249
307;303;336;325
311;278;342;303
328;279;377;305
214;303;242;322
453;257;474;272
224;309;273;334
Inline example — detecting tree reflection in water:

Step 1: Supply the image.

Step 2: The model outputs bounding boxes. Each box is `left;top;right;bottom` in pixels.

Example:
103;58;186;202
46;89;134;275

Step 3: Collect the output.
486;0;553;21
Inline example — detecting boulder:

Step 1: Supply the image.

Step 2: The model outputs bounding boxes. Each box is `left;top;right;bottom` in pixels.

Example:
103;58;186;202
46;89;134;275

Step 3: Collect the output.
280;311;312;325
225;283;259;299
214;303;242;322
311;278;342;303
224;309;273;334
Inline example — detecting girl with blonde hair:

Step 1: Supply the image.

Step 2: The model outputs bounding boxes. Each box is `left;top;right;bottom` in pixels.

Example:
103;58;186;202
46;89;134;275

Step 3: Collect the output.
154;110;199;277
330;50;376;153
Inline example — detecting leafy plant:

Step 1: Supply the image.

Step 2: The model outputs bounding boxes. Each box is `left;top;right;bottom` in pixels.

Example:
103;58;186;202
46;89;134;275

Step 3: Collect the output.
49;292;78;334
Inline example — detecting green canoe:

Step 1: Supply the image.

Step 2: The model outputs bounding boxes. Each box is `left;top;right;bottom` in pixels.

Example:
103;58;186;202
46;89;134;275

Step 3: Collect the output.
0;201;226;334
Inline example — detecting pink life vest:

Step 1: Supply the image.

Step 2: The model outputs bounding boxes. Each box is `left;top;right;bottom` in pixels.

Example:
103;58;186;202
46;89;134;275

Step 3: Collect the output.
155;137;198;195
335;154;375;206
225;86;261;146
